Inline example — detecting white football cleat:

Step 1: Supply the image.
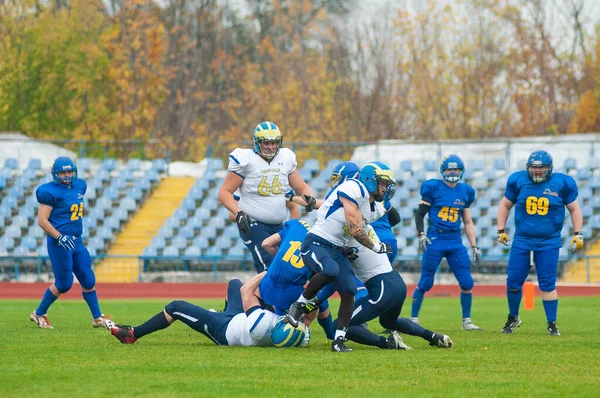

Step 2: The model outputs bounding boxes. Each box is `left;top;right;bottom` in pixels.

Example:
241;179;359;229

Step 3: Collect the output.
387;331;412;350
30;311;53;329
462;321;483;331
430;333;453;348
92;314;113;329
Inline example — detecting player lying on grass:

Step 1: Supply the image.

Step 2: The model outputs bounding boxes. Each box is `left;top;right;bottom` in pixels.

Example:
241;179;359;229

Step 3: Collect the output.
107;272;309;347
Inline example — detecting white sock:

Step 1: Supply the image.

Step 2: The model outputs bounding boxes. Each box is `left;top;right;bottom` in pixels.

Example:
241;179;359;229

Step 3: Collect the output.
298;295;309;304
334;329;346;340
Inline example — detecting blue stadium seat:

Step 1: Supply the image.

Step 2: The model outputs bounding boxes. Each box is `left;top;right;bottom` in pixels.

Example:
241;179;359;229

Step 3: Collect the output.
89;178;104;190
114;177;128;190
172;207;189;220
26;158;42;171
184;246;201;256
0;205;13;219
21;169;37;181
171;236;188;249
113;208;129;222
303;159;320;172
192;235;210;250
162;246;180;256
487;246;503;257
468;159;484;171
121;197;136;212
179;225;196;240
77;158;92;172
299;169;312;181
581;205;593;218
158;226;175;239
589;214;600;229
5;225;21;239
151;236;167;250
403;179;418;191
483;168;497;181
4;158;18;170
135;178;151;191
579;187;592;201
96;226;114;241
126;187;143;202
146;170;159;183
104;186;120;201
396;236;407;249
188;186;204;201
187;215;203;228
205;246;221;257
563;158;577;170
462;168;473;181
590;196;600;210
105;217;121;231
181;197;197;212
208;158;224;170
207;217;226;229
142;246;158;257
163;217;180;230
423;160;437;172
478;236;493;251
228;245;245;257
96;169;110;182
101;158;117;171
0;236;15;250
89;207;105;220
152;159;167;173
28;225;44;239
493;158;507;170
21;235;37;250
87;236;104;252
402;246;418;256
476;197;492;210
577;168;591;181
127;158;142;171
400;160;412;173
13;246;30;255
399;207;413;221
36;246;48;256
0;176;6;190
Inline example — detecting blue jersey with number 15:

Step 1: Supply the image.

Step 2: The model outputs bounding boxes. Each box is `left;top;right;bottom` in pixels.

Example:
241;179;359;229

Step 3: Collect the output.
266;219;311;285
505;170;577;251
36;179;87;238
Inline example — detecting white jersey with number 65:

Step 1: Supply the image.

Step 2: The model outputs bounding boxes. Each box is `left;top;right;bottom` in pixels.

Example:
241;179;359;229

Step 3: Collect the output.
228;148;297;224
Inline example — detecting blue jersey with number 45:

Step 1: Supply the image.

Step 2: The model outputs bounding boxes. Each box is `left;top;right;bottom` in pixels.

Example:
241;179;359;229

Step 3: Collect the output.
266;219;312;285
421;179;475;239
505;170;577;251
36;179;87;238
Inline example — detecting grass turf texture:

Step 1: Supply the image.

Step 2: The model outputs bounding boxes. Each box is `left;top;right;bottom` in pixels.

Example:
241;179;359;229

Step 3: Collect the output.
2;297;599;397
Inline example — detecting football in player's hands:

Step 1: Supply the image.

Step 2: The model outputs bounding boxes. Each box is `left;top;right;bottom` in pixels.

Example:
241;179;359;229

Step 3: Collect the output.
235;211;250;234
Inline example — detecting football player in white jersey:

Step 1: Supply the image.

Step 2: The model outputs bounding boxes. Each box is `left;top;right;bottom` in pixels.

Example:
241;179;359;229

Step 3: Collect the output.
218;121;315;273
286;162;395;352
325;228;454;350
107;272;310;347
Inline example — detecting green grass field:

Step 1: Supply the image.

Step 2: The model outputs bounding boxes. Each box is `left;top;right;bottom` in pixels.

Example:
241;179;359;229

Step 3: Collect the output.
2;297;599;397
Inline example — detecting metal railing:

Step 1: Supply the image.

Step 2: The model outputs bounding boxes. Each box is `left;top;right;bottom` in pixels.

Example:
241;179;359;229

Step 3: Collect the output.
1;254;598;284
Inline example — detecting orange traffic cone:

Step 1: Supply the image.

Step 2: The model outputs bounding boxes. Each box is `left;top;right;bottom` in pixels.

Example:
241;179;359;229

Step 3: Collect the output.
523;281;535;310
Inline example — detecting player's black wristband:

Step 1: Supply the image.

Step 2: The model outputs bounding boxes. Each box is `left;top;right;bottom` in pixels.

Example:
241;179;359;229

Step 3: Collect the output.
497;229;505;234
574;232;582;236
288;195;294;202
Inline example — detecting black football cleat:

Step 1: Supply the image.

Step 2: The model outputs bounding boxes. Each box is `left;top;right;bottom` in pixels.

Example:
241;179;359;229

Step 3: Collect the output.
547;321;561;336
285;302;307;327
501;315;522;334
331;337;352;352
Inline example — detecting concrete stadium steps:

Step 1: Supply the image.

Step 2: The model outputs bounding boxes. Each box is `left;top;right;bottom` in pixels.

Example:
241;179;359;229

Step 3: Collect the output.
95;177;196;282
562;242;600;284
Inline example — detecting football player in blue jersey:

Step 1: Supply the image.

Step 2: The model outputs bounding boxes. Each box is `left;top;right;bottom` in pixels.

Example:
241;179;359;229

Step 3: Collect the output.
411;154;483;331
218;121;315;273
108;272;310;347
30;157;110;329
496;150;583;336
260;219;334;339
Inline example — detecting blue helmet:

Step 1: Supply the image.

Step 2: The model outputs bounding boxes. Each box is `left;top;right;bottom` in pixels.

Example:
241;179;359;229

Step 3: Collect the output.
51;156;78;186
359;161;396;202
440;154;465;183
330;161;360;189
271;316;309;348
526;150;553;183
253;121;283;160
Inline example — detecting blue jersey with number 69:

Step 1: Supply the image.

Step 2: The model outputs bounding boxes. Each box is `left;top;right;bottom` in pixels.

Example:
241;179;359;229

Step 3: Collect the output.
36;179;87;238
505;170;577;251
421;179;475;240
266;219;312;285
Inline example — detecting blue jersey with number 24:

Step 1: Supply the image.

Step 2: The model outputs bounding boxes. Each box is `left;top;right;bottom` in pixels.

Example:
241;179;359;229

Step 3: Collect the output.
36;179;87;238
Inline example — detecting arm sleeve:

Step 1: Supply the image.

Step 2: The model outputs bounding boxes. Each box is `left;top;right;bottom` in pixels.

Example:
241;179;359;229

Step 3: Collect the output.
246;309;276;340
415;203;431;234
420;180;434;204
36;186;56;207
465;185;475;208
228;148;249;178
563;175;578;205
504;174;519;203
387;206;401;227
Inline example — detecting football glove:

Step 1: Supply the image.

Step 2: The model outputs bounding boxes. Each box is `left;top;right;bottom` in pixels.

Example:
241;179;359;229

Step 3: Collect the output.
497;229;511;246
373;242;393;254
342;246;359;261
304;195;317;212
56;234;75;251
418;234;431;253
235;211;250;234
472;246;482;267
569;232;584;251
